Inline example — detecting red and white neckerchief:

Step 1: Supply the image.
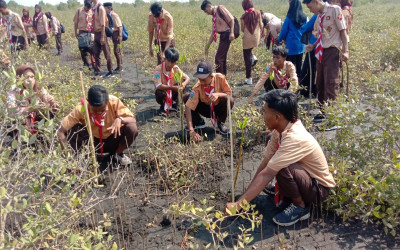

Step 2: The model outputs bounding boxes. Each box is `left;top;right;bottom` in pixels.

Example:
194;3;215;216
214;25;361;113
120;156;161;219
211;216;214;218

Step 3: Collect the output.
245;8;254;13
212;12;217;43
91;2;101;32
274;69;289;88
203;85;217;128
156;18;164;47
22;15;31;24
342;5;351;11
33;12;42;33
80;98;107;157
162;63;173;115
315;12;326;62
3;14;13;44
84;8;91;32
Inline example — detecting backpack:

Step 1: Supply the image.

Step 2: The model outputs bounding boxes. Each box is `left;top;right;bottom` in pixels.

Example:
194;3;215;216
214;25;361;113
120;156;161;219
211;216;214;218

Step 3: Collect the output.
122;23;128;41
105;12;114;37
217;6;240;39
60;23;65;33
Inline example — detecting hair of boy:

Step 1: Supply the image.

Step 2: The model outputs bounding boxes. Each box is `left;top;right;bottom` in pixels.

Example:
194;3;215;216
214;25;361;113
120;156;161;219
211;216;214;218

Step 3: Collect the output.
88;85;109;107
84;0;91;8
150;2;163;17
164;48;179;63
263;89;298;123
272;45;289;58
0;0;7;9
201;0;212;11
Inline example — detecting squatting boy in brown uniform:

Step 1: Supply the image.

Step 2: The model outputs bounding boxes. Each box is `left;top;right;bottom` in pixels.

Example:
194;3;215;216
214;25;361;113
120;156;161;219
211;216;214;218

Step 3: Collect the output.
304;0;348;123
91;0;114;78
147;2;175;65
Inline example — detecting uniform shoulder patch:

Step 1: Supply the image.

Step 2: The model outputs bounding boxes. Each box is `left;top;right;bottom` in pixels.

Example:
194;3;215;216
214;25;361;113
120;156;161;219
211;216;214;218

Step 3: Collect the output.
189;91;195;99
337;13;343;21
155;73;161;79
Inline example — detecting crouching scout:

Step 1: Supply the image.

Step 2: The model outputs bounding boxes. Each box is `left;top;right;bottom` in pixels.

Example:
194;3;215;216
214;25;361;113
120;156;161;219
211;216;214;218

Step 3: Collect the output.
57;85;138;171
226;89;335;226
184;61;234;142
154;48;190;115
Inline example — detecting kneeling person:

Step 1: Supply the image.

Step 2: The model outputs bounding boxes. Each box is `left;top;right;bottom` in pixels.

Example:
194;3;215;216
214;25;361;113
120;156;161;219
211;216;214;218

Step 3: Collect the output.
226;89;335;226
57;85;138;169
184;61;234;142
154;48;190;115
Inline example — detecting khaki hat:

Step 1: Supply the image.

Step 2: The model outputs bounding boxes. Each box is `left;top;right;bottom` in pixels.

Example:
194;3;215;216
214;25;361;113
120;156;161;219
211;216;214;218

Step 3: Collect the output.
16;65;35;77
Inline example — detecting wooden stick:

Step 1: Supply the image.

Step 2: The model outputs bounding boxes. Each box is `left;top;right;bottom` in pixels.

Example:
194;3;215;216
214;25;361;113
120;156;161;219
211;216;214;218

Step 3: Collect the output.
345;61;349;97
227;95;234;202
79;72;99;178
233;144;243;189
308;52;312;115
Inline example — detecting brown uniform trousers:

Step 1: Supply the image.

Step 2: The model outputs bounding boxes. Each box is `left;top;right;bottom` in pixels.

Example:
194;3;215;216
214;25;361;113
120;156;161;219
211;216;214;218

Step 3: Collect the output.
155;89;178;108
92;31;113;74
155;39;175;65
55;33;63;54
112;31;122;69
316;47;340;106
183;93;234;126
276;163;330;205
215;31;231;76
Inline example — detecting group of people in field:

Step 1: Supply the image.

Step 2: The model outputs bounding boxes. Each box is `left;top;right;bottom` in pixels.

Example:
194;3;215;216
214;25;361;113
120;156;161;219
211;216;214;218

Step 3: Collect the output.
2;0;354;227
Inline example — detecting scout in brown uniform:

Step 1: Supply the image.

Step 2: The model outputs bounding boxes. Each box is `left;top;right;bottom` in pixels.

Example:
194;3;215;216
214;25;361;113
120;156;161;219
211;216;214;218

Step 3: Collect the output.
33;4;49;50
154;48;190;115
147;2;175;65
0;0;29;51
240;0;263;85
304;0;348;123
340;0;353;37
184;61;234;142
73;0;93;69
201;0;235;76
45;12;63;55
57;85;138;171
249;46;298;104
104;2;123;73
22;8;35;44
226;89;335;226
90;0;114;78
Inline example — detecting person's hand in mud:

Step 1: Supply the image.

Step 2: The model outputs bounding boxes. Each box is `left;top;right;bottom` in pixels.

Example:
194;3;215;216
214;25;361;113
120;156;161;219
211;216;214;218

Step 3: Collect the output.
189;130;201;143
107;118;122;138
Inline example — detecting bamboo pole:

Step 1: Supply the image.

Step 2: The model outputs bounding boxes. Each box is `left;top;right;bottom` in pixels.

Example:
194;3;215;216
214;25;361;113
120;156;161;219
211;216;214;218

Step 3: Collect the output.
227;95;234;202
80;72;99;178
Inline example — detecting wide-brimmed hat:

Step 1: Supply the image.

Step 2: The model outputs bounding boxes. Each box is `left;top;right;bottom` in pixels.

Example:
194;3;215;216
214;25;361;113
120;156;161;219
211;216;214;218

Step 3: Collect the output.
16;65;35;77
193;61;213;79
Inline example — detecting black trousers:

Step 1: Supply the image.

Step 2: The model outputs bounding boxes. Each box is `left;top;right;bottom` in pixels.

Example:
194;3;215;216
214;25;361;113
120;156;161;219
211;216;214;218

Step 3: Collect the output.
286;53;303;79
299;50;317;98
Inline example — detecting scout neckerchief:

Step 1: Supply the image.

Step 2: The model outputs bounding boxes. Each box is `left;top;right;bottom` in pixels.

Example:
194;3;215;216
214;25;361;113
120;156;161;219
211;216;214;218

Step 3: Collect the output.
91;2;101;32
162;62;173;115
203;85;217;128
33;12;43;33
156;17;164;48
342;5;351;11
274;67;289;88
80;98;107;157
3;13;13;44
22;15;31;24
18;88;39;135
84;8;91;32
212;12;217;43
315;12;326;62
245;8;254;13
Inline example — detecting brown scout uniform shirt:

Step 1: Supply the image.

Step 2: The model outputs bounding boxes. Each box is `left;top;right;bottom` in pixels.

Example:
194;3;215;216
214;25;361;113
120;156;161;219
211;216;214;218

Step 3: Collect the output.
35;13;48;36
3;11;25;37
61;95;134;139
153;63;188;89
93;5;107;32
241;13;263;49
253;61;298;94
73;7;92;32
50;16;60;35
186;73;232;111
313;3;347;49
265;120;336;188
214;5;234;33
147;9;174;42
111;12;122;30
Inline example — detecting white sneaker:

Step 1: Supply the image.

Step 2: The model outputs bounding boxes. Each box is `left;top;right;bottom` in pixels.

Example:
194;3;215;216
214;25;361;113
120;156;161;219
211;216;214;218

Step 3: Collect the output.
251;55;258;67
245;78;253;85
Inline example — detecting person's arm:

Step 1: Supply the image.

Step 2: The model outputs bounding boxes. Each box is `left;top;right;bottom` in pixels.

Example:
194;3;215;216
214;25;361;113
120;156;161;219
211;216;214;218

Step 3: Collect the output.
185;106;201;142
287;62;298;91
57;126;68;150
114;14;123;43
181;73;190;89
163;14;174;53
73;10;79;39
340;29;349;62
277;17;289;43
240;18;245;33
249;67;272;102
148;15;155;57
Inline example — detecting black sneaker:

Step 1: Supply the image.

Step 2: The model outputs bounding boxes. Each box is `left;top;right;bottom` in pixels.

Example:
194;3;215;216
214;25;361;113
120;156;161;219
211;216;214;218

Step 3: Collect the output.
272;203;310;226
94;72;101;77
114;67;123;74
313;113;326;123
185;117;206;130
103;72;115;78
263;184;275;195
217;122;230;135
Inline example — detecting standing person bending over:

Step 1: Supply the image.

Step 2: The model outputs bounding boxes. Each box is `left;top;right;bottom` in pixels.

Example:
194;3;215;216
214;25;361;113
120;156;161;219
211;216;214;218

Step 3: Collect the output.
201;0;235;76
154;48;190;115
303;0;348;123
45;12;62;55
104;2;123;74
0;0;29;52
57;85;138;170
33;4;49;50
226;89;335;226
73;0;93;69
249;46;298;104
147;2;174;65
261;12;281;50
240;0;263;85
184;61;234;142
91;0;114;78
277;0;307;78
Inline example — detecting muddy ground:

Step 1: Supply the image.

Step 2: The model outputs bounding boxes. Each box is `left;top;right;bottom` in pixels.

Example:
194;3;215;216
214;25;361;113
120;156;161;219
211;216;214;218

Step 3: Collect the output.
55;44;399;249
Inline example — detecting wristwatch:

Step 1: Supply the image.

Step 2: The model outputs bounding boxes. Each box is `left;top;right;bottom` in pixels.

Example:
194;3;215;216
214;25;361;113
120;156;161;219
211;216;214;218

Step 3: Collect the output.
118;116;125;123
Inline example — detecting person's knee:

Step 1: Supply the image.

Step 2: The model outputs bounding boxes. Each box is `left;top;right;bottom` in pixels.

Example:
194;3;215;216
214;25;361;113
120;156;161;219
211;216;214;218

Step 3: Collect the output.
125;122;139;140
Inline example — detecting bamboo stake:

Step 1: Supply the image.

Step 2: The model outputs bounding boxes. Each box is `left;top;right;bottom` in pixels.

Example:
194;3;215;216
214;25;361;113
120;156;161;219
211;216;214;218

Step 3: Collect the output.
227;95;234;202
79;72;99;179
